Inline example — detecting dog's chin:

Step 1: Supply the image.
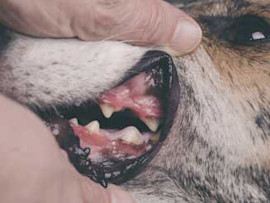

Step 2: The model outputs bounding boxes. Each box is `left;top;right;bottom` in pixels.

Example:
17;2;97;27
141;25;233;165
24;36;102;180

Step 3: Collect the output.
34;51;180;187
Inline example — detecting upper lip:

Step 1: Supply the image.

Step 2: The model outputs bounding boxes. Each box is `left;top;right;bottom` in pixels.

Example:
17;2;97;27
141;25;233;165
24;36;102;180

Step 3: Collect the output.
36;51;180;186
131;51;180;142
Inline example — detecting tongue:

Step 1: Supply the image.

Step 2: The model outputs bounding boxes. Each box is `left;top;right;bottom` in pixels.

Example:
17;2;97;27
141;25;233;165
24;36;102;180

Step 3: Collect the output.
98;73;163;118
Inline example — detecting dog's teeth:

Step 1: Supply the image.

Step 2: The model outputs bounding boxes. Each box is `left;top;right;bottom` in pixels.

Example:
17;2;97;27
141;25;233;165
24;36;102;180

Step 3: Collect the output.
141;117;160;132
105;173;112;179
85;120;100;134
70;118;79;125
99;104;115;119
120;127;144;145
151;132;161;143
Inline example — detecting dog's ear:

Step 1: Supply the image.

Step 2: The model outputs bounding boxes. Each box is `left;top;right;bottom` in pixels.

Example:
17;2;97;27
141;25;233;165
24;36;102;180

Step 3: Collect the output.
0;24;11;52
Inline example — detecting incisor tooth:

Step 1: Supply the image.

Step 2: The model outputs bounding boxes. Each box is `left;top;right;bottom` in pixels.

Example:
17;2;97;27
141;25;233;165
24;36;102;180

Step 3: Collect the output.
120;127;144;145
85;120;100;134
141;117;160;132
70;118;78;125
99;104;115;118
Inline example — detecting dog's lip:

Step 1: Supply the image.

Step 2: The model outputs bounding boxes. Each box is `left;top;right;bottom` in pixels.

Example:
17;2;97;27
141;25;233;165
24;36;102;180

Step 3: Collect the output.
41;51;180;186
130;51;180;142
109;51;180;184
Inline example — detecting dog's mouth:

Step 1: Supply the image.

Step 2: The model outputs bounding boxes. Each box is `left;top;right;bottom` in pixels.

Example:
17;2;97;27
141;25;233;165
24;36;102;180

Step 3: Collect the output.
37;51;179;187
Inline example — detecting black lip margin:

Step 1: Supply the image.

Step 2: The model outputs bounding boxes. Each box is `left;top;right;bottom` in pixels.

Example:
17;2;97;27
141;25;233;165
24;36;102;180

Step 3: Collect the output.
59;51;180;187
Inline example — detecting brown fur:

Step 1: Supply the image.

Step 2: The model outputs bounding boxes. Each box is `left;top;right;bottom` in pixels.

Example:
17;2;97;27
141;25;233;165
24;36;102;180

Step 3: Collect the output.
125;1;270;202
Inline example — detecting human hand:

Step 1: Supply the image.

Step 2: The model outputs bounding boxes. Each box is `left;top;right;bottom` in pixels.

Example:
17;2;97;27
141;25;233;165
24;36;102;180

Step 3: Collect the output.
0;0;202;55
0;95;134;203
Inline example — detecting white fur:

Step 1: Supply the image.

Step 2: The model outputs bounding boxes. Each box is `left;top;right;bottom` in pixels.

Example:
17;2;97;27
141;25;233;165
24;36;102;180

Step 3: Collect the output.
1;33;148;108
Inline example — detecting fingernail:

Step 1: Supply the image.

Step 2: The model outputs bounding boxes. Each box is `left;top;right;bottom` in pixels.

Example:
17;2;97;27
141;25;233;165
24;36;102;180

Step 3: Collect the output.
171;18;202;54
109;185;136;203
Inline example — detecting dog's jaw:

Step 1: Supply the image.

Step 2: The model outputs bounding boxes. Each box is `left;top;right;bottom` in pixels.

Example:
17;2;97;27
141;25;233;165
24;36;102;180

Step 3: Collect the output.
124;44;270;202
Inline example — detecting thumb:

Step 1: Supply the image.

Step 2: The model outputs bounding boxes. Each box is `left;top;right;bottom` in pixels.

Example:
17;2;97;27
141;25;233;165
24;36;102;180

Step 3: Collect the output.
80;177;135;203
0;0;201;54
71;0;202;54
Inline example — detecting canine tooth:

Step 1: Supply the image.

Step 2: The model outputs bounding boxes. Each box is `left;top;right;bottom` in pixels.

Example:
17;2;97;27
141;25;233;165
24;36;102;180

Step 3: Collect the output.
70;118;78;125
99;104;115;118
120;127;144;145
85;120;100;134
141;117;160;132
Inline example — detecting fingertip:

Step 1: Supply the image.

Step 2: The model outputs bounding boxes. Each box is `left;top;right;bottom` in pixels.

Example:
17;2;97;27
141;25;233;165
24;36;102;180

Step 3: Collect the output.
170;17;202;55
81;177;135;203
134;0;202;55
108;184;136;203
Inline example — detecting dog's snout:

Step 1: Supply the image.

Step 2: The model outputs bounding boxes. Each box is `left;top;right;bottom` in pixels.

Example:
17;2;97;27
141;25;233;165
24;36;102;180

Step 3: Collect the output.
128;51;180;142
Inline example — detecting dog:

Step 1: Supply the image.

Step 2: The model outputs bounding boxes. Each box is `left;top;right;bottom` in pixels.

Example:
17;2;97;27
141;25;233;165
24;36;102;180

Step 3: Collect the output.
0;0;269;202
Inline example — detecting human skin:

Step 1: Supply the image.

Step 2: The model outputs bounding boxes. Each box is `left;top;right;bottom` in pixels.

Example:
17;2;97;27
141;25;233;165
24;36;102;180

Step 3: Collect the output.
0;0;202;55
0;0;202;202
0;95;134;203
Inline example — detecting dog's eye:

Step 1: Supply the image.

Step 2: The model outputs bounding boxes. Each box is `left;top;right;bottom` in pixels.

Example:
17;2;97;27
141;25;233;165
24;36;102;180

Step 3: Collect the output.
226;15;269;45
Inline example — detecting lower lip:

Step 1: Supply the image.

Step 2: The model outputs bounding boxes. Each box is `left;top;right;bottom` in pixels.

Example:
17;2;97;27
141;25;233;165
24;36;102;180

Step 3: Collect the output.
71;122;154;162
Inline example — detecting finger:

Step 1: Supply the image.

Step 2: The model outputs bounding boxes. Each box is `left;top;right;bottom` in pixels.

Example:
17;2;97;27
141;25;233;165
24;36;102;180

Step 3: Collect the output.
80;177;135;203
0;95;134;203
0;95;72;202
0;0;202;55
71;0;202;55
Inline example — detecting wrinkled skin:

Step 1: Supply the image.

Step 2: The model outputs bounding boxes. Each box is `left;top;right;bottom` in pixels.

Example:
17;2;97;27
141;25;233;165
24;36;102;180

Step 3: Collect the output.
0;0;269;202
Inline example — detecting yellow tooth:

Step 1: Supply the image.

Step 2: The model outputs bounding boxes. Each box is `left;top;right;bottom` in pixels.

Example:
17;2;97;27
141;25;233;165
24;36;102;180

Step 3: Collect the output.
99;104;115;119
141;117;160;132
85;120;100;134
151;132;161;143
121;134;143;145
70;118;78;125
120;128;144;145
